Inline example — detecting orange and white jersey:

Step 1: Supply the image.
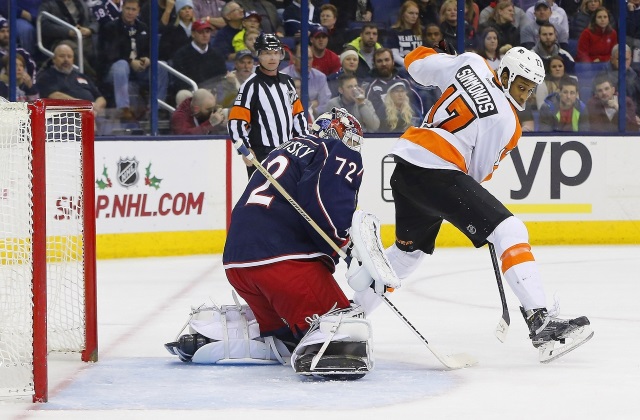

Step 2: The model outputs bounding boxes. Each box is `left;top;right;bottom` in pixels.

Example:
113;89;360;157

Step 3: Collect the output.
390;47;522;183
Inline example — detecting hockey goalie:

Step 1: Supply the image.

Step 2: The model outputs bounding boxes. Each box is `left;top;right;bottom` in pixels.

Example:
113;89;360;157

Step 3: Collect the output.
165;108;399;379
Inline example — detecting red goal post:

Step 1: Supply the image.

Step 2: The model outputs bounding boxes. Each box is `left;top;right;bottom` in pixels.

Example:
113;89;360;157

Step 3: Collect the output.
0;99;97;403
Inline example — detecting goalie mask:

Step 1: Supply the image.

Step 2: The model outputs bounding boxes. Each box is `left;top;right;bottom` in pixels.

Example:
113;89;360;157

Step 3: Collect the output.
310;107;364;152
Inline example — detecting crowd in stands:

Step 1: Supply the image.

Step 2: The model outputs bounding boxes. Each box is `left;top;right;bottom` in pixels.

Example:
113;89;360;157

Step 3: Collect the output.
0;0;639;135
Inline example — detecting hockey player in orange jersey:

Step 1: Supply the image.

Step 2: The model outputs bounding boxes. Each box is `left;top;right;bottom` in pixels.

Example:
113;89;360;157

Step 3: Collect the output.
357;42;593;363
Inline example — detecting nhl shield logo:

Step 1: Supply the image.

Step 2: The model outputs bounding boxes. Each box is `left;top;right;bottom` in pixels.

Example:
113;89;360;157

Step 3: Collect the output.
117;157;139;188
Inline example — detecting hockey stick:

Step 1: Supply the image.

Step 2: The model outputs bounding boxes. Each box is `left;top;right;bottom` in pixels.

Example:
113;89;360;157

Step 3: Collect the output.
231;140;476;369
382;296;477;369
489;243;510;342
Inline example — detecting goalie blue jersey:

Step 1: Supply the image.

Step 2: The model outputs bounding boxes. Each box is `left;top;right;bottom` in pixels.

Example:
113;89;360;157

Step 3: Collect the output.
223;134;363;271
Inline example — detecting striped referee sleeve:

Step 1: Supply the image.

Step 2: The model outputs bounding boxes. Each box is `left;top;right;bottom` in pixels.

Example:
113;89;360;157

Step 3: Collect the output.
227;72;309;149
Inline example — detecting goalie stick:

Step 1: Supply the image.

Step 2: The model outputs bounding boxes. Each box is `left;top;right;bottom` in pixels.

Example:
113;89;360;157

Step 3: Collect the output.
489;243;510;342
230;140;476;370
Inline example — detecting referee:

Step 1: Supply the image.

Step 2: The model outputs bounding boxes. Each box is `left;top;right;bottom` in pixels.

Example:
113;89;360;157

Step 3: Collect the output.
227;33;309;176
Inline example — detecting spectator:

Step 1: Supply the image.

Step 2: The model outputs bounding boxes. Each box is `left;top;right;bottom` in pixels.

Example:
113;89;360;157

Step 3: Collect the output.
0;17;37;84
479;0;528;29
235;0;283;35
171;88;227;134
140;0;176;33
386;1;423;67
281;42;331;116
0;0;38;55
192;0;226;35
439;0;475;51
171;19;227;96
476;27;502;70
38;0;98;79
329;0;372;30
535;55;577;109
231;10;263;57
159;0;196;62
628;0;640;52
241;28;261;56
327;48;363;95
227;33;309;175
88;0;122;32
423;22;443;46
310;26;341;76
326;73;379;132
319;4;344;54
36;43;106;116
229;10;262;60
524;0;570;49
99;0;169;121
539;75;589;131
478;0;521;48
531;22;575;73
587;74;639;131
576;6;617;62
377;81;421;133
595;44;640;116
283;0;320;39
345;23;382;76
416;0;439;27
0;54;39;101
556;0;581;17
570;0;602;40
213;1;245;60
465;0;480;31
365;48;423;123
217;49;255;108
518;106;535;131
520;0;568;50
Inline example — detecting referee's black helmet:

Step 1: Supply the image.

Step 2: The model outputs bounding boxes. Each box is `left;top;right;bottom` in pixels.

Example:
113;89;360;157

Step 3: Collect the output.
254;33;284;57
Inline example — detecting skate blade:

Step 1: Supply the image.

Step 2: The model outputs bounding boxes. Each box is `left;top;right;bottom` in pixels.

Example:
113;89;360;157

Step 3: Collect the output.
164;342;179;356
539;326;594;364
294;354;370;380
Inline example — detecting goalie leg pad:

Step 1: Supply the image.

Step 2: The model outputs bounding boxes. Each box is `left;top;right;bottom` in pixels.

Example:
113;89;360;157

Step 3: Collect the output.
349;210;400;294
164;291;291;365
291;305;373;380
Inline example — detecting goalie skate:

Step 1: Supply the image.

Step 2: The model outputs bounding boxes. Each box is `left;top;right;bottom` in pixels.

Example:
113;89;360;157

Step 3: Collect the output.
291;305;373;380
521;307;594;364
293;341;370;380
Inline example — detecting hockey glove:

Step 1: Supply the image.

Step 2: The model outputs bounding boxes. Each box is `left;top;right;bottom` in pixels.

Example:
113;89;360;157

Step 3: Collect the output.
434;39;457;56
347;210;400;295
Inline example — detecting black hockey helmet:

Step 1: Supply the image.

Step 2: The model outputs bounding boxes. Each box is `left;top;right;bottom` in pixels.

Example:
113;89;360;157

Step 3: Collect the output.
254;33;284;59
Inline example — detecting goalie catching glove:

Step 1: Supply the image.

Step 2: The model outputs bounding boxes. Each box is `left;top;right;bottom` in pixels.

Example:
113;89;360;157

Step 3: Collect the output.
346;210;400;294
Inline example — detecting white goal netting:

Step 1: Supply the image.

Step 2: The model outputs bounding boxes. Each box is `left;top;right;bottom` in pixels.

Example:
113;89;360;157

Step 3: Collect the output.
0;102;92;400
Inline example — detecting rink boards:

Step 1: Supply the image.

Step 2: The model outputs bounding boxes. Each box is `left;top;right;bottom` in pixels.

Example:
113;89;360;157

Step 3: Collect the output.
87;135;640;258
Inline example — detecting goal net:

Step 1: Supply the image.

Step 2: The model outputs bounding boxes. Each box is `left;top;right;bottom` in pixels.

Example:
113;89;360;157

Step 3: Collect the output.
0;99;97;403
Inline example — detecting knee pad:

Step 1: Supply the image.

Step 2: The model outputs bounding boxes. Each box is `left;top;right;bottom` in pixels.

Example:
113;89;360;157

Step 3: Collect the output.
385;243;425;279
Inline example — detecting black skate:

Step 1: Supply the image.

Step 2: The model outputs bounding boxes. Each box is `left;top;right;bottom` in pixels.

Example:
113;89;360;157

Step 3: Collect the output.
293;341;370;380
164;333;212;362
521;307;594;364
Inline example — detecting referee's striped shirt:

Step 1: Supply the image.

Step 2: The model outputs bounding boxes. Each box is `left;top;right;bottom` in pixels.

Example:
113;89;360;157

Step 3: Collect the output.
228;69;309;150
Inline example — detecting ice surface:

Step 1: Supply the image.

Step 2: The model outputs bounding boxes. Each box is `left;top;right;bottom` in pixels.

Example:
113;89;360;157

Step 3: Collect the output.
1;245;639;419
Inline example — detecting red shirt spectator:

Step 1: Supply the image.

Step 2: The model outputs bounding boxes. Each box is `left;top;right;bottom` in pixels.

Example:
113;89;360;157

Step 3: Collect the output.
576;6;617;62
171;89;227;135
310;26;341;76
